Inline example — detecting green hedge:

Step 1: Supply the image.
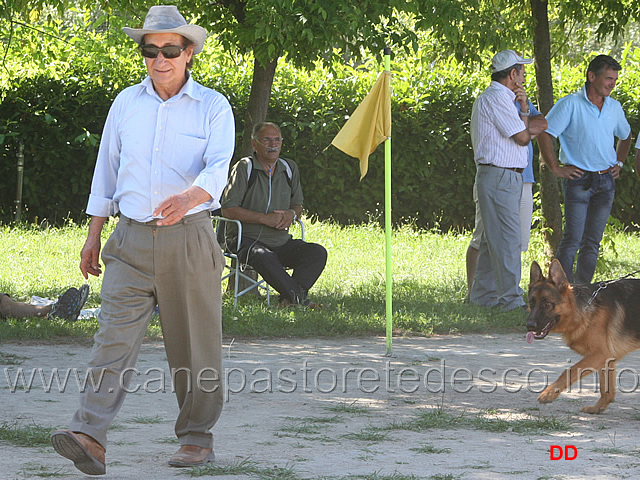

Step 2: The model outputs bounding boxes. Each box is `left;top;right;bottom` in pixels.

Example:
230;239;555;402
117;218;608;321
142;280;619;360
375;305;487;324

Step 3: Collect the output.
2;37;640;230
0;75;111;223
266;58;485;229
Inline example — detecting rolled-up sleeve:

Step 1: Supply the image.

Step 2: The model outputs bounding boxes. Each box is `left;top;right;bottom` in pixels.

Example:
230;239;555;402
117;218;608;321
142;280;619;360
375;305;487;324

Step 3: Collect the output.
86;96;123;217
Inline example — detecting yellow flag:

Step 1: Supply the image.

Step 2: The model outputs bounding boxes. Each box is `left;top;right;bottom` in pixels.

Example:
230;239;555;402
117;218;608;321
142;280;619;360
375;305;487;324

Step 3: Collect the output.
331;70;391;179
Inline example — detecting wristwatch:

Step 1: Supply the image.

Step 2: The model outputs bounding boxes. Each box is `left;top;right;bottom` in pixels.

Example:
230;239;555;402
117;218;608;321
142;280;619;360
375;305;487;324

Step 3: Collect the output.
617;161;624;169
289;209;297;221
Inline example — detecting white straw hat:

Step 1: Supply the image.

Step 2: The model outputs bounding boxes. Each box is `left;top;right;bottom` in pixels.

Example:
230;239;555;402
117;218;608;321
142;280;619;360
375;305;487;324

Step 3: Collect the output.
123;5;207;54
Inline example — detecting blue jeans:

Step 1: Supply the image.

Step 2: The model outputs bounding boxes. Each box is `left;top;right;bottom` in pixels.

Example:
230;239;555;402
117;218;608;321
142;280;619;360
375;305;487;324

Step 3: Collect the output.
556;171;615;284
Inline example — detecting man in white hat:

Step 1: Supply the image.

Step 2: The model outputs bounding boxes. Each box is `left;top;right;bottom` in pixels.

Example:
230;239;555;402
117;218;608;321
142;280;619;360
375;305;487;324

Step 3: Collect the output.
51;5;234;474
469;50;544;311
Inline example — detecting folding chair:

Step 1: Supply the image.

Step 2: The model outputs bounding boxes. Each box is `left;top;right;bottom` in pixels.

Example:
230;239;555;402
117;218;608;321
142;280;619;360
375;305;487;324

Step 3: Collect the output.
212;215;305;308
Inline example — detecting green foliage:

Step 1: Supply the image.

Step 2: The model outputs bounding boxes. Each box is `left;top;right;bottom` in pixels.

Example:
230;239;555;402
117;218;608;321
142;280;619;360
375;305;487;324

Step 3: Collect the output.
192;0;420;69
1;75;109;222
0;18;144;222
198;53;487;229
2;17;640;230
413;0;640;65
413;0;534;64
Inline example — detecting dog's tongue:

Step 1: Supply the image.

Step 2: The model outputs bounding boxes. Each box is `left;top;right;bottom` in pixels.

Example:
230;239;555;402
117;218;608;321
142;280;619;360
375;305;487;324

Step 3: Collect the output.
526;332;534;344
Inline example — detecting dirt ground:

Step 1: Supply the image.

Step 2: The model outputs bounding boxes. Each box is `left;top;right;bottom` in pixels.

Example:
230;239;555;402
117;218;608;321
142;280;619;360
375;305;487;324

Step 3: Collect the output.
3;333;640;479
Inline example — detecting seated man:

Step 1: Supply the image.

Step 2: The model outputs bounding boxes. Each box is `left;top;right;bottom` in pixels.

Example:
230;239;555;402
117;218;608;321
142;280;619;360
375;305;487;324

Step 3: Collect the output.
0;284;89;321
220;122;327;308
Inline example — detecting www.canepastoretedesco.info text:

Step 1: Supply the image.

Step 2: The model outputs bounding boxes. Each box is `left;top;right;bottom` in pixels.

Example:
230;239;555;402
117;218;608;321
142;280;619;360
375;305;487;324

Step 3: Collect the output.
4;359;637;402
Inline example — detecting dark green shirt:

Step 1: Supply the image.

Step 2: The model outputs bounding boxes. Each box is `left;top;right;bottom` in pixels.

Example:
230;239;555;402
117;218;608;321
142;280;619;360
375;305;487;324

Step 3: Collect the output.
221;155;304;247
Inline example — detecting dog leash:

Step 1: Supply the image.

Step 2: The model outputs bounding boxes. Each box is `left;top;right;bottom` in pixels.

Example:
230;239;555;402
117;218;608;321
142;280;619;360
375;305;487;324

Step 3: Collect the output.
587;269;640;306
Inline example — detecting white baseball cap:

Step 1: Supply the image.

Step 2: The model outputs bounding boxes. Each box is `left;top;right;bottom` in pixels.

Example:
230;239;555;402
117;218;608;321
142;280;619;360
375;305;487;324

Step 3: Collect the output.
491;50;533;73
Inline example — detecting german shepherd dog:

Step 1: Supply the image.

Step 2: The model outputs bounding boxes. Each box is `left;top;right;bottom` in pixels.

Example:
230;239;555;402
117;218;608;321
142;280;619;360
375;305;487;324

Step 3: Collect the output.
526;259;640;414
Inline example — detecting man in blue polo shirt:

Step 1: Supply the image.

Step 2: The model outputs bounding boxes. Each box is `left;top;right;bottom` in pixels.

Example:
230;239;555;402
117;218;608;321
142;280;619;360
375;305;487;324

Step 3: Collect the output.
538;55;631;284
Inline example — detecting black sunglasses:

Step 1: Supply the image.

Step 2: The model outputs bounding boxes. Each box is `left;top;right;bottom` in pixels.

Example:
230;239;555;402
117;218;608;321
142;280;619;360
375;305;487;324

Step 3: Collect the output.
140;44;187;59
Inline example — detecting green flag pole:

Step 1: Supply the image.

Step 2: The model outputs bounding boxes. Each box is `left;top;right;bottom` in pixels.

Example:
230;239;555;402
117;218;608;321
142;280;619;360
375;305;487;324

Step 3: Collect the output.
384;47;393;356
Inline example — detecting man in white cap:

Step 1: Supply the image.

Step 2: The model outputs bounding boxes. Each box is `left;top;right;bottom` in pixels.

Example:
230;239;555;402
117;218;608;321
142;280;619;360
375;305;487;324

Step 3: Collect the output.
51;5;234;474
537;55;631;284
469;49;544;311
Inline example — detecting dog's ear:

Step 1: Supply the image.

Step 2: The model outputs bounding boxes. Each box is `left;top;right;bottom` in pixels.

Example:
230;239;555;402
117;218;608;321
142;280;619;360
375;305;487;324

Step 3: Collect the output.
548;259;569;289
530;261;544;286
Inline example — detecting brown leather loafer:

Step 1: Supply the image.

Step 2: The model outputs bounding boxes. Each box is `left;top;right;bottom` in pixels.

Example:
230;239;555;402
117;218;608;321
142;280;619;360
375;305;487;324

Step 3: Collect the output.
51;430;106;475
168;445;215;467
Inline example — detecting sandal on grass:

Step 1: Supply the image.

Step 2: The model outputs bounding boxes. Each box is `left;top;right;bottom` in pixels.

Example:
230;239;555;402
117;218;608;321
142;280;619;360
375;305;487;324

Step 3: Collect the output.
49;284;90;322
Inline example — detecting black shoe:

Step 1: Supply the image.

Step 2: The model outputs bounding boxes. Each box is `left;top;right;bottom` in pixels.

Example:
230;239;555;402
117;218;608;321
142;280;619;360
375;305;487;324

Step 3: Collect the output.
49;285;90;321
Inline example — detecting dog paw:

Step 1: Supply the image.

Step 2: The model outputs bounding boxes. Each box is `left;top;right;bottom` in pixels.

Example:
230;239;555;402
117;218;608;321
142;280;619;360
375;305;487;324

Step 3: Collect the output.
581;404;607;415
538;388;560;404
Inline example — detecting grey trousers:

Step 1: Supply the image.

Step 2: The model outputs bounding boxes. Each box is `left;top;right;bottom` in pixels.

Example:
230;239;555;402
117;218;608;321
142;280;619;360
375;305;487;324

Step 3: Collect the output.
69;211;224;450
470;165;526;311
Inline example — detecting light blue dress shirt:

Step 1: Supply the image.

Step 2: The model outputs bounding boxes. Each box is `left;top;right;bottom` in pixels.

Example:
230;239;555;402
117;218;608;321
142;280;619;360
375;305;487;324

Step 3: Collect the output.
545;86;630;171
87;74;235;222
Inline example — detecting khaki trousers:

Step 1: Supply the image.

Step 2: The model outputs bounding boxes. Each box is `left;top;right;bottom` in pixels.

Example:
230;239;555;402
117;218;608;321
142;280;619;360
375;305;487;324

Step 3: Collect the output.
70;211;224;449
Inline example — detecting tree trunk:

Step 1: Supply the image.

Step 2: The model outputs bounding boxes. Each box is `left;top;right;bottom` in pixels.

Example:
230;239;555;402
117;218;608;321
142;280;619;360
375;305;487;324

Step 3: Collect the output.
239;56;279;157
530;0;562;256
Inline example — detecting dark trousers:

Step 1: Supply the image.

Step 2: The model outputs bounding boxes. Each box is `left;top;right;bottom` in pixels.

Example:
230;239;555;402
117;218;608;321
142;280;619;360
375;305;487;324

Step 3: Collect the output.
238;237;327;303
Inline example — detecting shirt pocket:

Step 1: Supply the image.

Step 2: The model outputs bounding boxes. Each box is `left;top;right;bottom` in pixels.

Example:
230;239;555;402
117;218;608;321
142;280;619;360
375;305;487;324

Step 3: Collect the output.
170;134;207;182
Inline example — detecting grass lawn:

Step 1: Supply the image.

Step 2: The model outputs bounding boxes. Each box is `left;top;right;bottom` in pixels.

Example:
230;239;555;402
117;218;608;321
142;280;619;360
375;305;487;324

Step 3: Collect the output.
1;217;639;340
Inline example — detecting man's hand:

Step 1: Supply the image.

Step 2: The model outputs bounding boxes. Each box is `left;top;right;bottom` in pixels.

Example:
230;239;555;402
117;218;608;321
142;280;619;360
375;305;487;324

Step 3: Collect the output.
262;211;289;230
553;165;584;180
223;205;301;231
154;192;192;226
528;114;548;138
538;132;583;180
611;164;622;180
80;237;102;278
513;83;528;112
80;216;107;279
273;209;295;230
154;186;211;226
